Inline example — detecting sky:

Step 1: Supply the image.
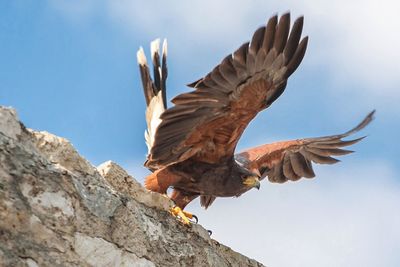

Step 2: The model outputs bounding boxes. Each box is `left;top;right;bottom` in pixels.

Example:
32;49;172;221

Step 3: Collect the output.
1;1;399;266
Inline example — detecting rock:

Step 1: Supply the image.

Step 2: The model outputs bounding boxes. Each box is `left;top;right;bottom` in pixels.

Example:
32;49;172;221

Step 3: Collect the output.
0;106;264;267
97;161;174;211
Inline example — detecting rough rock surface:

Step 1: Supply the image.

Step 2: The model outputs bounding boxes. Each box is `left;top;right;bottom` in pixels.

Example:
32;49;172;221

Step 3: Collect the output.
0;106;264;267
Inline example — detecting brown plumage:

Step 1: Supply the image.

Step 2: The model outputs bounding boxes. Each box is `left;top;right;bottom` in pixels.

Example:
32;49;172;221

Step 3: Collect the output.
136;13;374;211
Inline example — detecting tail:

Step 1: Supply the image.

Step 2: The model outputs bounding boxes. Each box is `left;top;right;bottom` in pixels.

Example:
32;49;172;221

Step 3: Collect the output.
137;39;168;156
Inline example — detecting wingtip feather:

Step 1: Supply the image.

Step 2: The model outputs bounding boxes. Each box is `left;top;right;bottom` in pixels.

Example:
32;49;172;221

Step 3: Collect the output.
344;110;376;136
281;12;291;20
150;38;161;61
162;38;168;57
137;47;147;66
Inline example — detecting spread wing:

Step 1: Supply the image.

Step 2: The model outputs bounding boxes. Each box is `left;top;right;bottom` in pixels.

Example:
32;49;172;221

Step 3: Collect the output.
146;13;308;169
235;111;375;183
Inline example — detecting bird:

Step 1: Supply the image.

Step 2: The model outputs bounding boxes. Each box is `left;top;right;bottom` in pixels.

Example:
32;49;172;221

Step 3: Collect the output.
136;13;374;225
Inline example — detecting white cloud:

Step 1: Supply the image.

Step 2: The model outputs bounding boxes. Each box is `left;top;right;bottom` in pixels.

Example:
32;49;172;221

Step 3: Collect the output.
105;0;257;46
292;0;400;97
190;161;400;266
49;0;400;98
101;0;400;95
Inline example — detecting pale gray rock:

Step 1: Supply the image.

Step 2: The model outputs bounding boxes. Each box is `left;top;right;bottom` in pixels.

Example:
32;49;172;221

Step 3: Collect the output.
97;161;174;211
0;106;264;267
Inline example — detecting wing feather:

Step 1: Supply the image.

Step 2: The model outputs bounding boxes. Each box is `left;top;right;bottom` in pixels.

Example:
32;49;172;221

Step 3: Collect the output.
269;162;285;183
261;15;278;54
287;36;309;76
273;13;291;53
283;16;304;63
219;56;238;83
283;154;301;181
137;39;168;160
236;111;375;183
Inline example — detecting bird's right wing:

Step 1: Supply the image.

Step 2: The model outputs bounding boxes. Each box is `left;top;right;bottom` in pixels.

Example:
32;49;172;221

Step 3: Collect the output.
146;13;308;169
235;111;375;183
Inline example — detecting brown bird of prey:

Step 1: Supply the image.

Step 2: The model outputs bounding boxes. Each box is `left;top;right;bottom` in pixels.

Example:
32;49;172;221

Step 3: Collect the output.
136;13;374;225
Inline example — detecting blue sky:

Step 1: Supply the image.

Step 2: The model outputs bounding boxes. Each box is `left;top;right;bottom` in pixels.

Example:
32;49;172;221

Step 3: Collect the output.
1;1;400;266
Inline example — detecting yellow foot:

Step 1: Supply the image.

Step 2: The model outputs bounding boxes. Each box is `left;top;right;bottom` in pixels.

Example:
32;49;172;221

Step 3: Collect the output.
170;206;197;226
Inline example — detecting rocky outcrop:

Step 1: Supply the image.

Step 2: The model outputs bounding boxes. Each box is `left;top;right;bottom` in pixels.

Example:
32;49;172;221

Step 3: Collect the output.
0;107;264;267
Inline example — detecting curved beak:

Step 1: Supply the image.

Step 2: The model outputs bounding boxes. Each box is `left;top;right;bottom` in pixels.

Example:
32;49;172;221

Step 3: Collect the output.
251;169;261;190
254;178;261;190
243;176;261;190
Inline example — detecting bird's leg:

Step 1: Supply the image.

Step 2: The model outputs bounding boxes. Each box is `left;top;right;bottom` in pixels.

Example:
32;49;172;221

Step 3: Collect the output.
169;189;200;226
170;206;197;225
180;208;198;223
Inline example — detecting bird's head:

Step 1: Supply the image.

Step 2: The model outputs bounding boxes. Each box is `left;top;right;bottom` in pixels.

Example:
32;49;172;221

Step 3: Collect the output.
241;169;261;190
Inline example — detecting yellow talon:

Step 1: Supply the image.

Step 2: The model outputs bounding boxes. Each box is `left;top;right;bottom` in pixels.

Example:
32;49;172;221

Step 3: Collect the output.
182;210;194;219
170;206;194;225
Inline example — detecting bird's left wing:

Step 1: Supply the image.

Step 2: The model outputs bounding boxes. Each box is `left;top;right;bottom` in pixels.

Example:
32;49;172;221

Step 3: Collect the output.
235;111;375;183
146;13;308;169
137;39;168;158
